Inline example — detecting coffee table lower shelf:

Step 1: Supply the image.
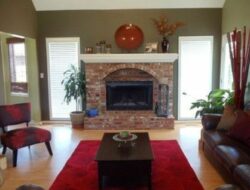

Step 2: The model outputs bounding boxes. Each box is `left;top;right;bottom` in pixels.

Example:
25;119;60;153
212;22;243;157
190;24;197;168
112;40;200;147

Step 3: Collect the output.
97;160;152;190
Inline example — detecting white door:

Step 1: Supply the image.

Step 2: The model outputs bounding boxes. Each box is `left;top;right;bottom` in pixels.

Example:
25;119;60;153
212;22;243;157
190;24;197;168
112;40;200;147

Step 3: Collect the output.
46;37;80;120
178;36;213;120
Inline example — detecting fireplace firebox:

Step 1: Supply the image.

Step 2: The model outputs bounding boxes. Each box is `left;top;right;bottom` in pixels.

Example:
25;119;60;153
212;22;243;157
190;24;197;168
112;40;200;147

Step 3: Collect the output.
106;81;153;110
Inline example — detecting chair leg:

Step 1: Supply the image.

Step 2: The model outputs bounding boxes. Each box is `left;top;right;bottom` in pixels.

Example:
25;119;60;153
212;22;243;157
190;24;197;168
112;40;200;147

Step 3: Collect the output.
2;146;7;154
13;149;18;167
45;142;53;156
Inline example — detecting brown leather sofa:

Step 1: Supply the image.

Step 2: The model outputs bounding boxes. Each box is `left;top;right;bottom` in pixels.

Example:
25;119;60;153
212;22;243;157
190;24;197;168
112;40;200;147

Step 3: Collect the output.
202;126;250;190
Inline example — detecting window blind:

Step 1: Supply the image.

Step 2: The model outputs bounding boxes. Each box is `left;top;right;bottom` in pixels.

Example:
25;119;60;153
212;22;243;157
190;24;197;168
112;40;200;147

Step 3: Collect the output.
46;38;80;119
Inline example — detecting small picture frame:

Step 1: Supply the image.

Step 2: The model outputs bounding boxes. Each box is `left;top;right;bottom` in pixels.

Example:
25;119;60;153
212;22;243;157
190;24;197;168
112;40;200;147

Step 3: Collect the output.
144;42;158;53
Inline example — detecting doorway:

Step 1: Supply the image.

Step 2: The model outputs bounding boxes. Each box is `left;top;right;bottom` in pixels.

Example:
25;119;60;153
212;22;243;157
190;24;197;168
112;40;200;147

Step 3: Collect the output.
178;36;213;120
46;37;80;120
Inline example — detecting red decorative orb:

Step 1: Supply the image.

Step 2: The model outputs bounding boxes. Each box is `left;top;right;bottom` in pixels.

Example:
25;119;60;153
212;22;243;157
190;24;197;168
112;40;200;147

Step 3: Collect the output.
115;24;144;50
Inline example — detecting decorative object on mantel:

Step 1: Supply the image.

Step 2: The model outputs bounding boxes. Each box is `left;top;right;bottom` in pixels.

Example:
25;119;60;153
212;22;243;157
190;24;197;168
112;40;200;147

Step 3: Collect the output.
84;47;94;54
96;40;112;54
156;84;169;117
152;16;184;53
106;44;112;53
227;26;250;109
115;24;144;51
144;42;158;53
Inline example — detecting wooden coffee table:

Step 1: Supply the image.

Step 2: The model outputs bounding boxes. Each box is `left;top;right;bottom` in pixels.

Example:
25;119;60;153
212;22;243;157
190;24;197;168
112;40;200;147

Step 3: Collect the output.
95;132;154;190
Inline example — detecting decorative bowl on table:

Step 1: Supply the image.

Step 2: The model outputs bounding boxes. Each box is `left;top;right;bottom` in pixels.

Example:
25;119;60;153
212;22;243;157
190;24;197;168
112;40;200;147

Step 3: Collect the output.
113;131;137;142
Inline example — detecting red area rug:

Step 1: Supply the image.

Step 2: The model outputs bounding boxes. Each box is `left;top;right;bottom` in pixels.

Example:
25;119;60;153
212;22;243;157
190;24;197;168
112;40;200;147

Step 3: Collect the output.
49;140;204;190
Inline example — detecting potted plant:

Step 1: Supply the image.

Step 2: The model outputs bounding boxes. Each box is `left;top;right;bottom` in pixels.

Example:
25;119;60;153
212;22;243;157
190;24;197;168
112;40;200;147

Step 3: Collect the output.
61;64;86;128
152;16;184;52
190;89;234;129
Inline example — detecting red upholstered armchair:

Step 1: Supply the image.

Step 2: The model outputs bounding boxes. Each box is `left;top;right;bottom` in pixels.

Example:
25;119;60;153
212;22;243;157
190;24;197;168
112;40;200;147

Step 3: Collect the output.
0;103;53;167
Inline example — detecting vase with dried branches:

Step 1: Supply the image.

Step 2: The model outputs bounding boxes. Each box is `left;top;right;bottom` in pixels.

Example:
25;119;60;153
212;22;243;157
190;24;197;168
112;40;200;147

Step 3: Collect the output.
227;26;250;110
152;16;184;53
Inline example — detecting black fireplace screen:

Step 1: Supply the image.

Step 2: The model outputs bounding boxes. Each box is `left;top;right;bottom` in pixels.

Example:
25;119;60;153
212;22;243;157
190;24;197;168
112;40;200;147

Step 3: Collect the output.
106;81;153;110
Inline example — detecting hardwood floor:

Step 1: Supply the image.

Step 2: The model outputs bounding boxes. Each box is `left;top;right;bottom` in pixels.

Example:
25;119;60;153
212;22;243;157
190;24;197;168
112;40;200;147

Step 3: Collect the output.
0;121;224;190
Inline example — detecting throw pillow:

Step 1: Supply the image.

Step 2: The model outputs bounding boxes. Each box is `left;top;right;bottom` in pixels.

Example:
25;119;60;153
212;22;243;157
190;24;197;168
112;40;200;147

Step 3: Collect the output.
217;106;237;131
228;110;250;147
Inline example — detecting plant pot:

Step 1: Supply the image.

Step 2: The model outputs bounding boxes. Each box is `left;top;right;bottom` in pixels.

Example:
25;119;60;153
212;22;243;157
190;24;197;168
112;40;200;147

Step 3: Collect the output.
70;111;85;129
201;113;222;130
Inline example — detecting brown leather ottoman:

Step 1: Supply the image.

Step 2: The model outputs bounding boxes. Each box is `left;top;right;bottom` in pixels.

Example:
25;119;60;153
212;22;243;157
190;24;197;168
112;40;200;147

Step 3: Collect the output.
16;184;45;190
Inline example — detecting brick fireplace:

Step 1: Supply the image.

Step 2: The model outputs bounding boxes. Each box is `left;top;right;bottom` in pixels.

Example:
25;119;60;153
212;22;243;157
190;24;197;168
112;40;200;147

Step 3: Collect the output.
81;54;177;129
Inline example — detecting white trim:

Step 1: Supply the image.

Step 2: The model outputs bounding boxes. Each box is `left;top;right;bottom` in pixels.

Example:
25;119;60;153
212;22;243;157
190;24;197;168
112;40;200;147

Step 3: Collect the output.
80;53;178;63
46;37;80;120
220;34;233;90
220;34;227;88
24;40;29;96
178;36;214;120
32;0;226;11
0;41;5;104
10;92;29;97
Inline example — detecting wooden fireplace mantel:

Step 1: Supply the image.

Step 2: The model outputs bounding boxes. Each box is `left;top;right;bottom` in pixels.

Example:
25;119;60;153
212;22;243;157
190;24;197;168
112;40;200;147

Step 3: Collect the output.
80;53;178;63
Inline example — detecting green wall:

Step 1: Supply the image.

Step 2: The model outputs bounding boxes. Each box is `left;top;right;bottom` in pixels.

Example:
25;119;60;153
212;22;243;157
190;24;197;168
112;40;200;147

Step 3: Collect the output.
222;0;250;102
0;0;40;121
37;9;222;119
0;33;41;121
222;0;250;34
0;0;37;38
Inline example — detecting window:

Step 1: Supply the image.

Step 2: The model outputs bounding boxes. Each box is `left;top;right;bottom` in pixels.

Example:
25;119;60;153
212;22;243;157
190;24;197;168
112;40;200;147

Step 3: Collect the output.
7;38;28;94
46;37;80;119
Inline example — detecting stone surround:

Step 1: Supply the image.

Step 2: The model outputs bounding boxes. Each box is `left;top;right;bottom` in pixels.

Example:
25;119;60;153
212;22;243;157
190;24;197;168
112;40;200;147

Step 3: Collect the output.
82;54;176;129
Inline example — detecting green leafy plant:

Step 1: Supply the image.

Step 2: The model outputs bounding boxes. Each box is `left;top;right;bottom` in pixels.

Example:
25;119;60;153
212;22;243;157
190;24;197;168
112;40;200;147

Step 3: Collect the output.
190;89;234;118
61;64;85;112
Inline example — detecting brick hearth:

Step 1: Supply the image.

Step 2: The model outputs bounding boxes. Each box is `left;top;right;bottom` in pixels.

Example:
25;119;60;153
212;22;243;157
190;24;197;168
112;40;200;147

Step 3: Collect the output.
82;54;176;129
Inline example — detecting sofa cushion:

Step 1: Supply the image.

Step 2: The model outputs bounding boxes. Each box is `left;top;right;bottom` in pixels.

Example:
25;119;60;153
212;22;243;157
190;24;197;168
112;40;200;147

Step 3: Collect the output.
217;106;236;131
228;110;250;148
215;184;240;190
233;164;250;190
0;127;51;149
203;130;234;149
214;145;250;172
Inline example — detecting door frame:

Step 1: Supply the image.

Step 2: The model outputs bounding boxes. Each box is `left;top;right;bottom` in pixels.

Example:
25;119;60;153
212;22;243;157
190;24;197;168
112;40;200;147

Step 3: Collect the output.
46;37;80;120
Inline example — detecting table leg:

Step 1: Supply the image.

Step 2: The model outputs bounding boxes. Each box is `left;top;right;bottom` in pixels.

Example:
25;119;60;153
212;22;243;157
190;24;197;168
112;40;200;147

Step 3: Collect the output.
148;173;152;190
148;163;152;190
98;172;102;190
97;163;103;190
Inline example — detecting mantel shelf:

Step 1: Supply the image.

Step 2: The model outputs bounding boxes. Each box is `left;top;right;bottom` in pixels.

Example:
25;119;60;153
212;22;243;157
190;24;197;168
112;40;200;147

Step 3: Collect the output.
80;53;178;63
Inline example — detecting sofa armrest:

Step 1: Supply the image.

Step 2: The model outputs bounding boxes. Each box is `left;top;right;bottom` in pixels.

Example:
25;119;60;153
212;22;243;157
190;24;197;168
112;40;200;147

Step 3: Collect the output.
201;114;222;130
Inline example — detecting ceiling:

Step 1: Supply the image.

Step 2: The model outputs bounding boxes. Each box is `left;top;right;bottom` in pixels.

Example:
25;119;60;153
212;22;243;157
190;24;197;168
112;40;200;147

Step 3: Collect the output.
32;0;226;11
